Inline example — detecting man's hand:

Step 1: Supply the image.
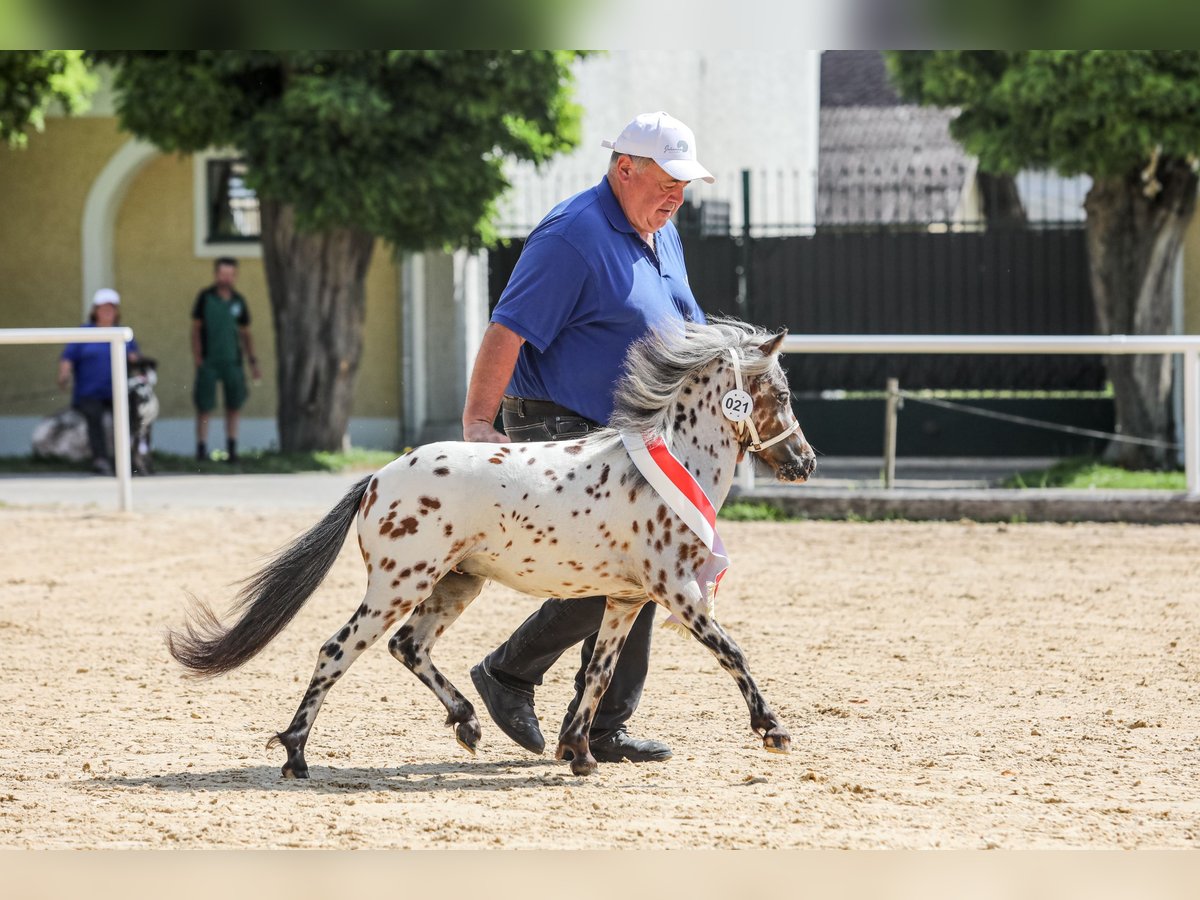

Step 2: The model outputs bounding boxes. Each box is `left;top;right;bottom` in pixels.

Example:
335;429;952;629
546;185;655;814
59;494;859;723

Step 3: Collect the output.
463;420;510;443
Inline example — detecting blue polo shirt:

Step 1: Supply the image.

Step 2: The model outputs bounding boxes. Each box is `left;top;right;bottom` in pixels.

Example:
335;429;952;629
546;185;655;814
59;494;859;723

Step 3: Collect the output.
492;177;705;425
62;324;139;404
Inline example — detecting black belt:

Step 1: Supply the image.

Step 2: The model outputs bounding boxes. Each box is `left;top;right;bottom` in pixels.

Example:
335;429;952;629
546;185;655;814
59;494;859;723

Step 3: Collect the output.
501;396;598;425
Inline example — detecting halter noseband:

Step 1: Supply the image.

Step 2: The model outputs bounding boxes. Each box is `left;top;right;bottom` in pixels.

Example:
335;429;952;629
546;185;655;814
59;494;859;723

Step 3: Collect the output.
725;348;801;454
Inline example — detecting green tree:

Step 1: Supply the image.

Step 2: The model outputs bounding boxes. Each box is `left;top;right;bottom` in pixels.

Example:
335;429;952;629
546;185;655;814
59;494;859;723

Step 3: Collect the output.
888;51;1200;468
0;50;96;147
104;51;583;451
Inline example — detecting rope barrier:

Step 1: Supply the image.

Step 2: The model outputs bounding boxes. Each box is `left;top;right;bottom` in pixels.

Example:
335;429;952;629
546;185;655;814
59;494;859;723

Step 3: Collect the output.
899;391;1180;450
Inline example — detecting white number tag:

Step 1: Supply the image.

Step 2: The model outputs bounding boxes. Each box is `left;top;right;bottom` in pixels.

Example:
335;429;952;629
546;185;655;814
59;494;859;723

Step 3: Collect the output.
720;389;753;422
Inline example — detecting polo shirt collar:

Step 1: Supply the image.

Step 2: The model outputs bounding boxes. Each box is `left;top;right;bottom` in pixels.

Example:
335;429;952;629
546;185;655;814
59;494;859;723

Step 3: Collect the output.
595;177;637;235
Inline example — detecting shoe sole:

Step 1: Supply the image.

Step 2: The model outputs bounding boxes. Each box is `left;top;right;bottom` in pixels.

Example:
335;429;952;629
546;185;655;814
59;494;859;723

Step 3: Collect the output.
470;664;546;755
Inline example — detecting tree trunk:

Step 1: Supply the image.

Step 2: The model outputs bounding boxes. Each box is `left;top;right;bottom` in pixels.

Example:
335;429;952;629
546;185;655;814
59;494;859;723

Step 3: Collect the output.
259;199;376;452
1083;156;1197;469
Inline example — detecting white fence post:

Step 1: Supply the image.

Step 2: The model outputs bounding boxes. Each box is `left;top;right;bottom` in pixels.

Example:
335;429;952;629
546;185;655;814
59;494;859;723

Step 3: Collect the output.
1186;349;1198;499
0;326;134;512
109;337;133;511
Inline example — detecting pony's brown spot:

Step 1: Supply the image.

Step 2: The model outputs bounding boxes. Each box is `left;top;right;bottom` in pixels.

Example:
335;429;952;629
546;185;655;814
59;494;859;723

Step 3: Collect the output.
418;496;442;513
488;457;503;465
391;516;419;538
443;523;454;537
434;467;450;476
564;443;583;455
414;561;427;572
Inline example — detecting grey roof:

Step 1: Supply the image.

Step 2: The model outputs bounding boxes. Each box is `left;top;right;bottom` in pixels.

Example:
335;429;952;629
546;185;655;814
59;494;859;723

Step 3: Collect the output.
820;51;902;108
818;105;974;225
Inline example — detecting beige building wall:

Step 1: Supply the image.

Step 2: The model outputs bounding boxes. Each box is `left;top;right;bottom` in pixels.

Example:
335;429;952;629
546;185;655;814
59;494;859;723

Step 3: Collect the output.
0;118;128;415
1185;208;1200;335
1;116;404;448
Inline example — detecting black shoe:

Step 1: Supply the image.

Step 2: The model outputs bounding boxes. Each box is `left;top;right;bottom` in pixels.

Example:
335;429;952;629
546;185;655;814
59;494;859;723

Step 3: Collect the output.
470;661;545;755
588;727;673;763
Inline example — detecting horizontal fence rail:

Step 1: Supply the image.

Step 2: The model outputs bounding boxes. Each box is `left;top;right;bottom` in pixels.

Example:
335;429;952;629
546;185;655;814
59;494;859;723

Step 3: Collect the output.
0;327;135;511
769;334;1200;498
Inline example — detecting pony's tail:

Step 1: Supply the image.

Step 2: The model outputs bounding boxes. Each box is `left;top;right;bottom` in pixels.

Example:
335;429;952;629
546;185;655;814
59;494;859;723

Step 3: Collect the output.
167;474;373;678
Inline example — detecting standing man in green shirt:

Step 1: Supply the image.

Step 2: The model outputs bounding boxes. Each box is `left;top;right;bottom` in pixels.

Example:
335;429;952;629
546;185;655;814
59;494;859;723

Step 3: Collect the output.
191;257;261;462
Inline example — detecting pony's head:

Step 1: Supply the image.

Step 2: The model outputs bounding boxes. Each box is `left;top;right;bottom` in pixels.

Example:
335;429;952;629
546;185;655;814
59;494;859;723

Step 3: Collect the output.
611;318;815;483
725;329;815;483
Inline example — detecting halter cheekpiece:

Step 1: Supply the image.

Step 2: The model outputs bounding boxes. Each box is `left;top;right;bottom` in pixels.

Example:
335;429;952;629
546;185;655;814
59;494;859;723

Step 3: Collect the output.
723;348;801;453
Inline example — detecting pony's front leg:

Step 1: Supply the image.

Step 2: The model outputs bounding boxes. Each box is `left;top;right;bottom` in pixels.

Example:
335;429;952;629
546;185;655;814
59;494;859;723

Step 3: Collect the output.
659;585;790;755
555;597;646;776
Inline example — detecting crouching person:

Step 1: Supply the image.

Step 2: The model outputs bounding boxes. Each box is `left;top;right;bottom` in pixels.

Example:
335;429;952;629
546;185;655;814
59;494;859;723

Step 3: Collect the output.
56;288;141;476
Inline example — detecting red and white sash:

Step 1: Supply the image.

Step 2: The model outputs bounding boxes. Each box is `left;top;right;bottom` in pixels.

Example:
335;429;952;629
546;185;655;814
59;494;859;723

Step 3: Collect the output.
621;431;729;631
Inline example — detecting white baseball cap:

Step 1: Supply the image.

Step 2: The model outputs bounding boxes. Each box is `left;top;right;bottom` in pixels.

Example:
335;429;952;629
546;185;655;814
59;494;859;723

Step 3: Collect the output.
92;288;120;306
602;111;715;184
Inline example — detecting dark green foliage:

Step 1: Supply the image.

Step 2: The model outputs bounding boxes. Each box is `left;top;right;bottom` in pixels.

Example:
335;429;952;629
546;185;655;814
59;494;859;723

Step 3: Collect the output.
104;51;583;249
0;50;96;147
886;51;1200;177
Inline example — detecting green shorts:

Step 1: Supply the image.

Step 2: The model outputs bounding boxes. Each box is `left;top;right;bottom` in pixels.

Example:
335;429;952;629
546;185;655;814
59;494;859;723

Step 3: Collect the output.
194;360;248;413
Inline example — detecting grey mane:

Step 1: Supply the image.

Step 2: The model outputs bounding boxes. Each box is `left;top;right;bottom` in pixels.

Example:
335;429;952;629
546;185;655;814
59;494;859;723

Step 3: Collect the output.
608;317;781;437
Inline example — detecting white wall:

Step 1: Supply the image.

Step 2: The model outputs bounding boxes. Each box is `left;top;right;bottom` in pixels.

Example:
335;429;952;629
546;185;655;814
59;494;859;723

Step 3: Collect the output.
497;50;821;235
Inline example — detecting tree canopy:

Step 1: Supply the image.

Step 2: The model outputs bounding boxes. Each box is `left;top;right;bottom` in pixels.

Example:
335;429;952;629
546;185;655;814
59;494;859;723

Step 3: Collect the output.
106;51;584;249
886;51;1200;178
0;50;96;147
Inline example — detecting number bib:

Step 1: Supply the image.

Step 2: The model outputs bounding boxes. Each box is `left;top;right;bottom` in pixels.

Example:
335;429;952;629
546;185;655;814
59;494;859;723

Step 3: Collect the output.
720;389;753;422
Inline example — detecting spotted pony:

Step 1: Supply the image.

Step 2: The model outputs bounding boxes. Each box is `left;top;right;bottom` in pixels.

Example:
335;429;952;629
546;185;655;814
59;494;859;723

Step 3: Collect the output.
168;318;816;778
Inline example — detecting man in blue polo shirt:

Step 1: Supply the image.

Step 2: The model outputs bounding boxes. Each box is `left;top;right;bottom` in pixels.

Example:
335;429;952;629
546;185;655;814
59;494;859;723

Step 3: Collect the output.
462;112;713;764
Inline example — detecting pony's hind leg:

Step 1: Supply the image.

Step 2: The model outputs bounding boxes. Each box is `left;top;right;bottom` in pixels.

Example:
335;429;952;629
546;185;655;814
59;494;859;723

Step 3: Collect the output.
388;571;487;754
268;581;418;779
556;597;647;776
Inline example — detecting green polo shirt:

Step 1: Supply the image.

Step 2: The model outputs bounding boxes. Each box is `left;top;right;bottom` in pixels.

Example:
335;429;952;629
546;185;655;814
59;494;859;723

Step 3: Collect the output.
191;286;251;365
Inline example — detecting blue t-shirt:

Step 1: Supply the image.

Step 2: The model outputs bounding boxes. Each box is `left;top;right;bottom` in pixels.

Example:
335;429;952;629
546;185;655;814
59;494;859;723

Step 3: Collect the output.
491;177;706;425
61;324;139;404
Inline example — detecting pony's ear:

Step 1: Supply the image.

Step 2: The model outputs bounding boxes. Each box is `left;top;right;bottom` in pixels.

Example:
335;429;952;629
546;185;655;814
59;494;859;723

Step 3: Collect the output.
757;329;787;358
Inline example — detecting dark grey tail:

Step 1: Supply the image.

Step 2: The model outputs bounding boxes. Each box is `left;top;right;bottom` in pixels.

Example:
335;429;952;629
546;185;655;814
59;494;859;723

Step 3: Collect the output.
167;474;373;677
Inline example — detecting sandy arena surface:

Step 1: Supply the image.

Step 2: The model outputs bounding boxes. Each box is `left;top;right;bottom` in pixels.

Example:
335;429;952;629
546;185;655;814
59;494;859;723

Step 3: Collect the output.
1;503;1198;849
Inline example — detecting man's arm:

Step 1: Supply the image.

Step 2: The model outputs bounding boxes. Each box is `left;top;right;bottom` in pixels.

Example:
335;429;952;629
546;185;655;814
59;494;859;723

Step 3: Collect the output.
462;322;525;443
239;326;261;382
191;320;204;367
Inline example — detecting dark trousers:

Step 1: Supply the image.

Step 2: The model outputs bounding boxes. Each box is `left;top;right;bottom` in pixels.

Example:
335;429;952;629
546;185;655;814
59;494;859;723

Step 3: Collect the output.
74;397;112;462
485;398;656;737
74;394;143;464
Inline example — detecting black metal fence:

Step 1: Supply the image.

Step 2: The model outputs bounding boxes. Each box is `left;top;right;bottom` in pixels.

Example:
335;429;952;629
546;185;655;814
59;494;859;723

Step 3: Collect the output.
489;224;1102;392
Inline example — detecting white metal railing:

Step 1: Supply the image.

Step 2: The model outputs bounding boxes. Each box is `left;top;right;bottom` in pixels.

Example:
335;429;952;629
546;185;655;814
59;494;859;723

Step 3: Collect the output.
735;334;1200;499
0;327;135;511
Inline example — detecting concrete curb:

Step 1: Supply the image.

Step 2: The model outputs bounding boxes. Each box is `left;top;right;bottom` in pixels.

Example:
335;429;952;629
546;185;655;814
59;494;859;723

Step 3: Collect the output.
735;486;1200;524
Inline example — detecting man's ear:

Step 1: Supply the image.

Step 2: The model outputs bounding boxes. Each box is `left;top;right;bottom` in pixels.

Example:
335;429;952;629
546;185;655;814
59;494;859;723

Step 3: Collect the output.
756;329;787;357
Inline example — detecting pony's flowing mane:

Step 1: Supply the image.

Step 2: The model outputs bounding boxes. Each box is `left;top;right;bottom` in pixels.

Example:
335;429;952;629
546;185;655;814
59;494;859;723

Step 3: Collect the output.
609;317;781;437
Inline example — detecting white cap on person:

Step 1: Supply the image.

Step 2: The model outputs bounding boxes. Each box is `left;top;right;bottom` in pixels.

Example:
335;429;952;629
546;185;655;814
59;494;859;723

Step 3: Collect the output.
602;111;715;184
92;288;120;306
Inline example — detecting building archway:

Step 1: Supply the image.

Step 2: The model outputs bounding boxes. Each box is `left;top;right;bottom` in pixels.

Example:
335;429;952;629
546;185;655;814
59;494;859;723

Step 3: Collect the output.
80;137;159;315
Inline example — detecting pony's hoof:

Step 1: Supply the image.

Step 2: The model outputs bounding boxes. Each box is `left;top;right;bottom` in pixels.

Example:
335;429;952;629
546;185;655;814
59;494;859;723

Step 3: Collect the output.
455;719;481;756
555;739;595;774
281;763;309;779
762;727;791;755
569;753;598;776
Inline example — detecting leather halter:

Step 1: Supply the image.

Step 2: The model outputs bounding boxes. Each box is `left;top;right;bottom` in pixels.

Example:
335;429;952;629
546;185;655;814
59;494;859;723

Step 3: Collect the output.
725;348;801;454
